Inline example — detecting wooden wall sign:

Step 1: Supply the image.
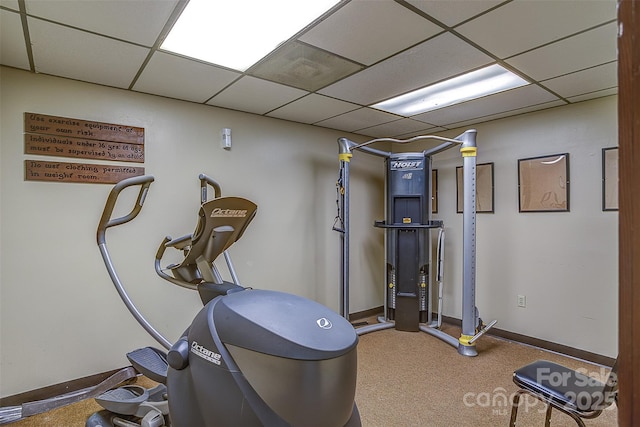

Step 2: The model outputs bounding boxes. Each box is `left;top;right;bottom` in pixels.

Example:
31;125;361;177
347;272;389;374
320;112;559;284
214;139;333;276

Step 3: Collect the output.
24;112;146;184
25;160;144;184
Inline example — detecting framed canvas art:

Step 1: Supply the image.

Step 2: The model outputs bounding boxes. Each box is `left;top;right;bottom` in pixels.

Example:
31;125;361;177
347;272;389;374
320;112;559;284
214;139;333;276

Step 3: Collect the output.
518;153;569;212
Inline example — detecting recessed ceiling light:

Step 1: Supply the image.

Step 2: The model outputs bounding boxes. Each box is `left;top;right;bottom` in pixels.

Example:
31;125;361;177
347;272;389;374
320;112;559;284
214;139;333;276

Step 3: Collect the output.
372;64;529;116
161;0;340;72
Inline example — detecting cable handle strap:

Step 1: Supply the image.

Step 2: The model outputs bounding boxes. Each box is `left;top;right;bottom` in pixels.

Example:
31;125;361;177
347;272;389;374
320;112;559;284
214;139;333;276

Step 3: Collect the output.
332;165;345;233
97;175;154;245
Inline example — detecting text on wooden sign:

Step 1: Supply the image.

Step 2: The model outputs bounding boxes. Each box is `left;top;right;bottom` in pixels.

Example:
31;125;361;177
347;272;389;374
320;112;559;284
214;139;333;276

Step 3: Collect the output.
24;112;144;144
25;160;145;184
24;133;144;163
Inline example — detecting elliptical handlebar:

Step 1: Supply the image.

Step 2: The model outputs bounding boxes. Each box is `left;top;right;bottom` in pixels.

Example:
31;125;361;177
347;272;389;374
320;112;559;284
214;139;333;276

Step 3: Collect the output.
199;173;221;202
96;175;172;350
97;175;155;245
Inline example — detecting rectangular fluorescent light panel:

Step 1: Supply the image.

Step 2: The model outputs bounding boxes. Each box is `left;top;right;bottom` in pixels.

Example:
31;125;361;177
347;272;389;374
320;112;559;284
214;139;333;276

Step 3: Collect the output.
372;64;529;116
161;0;339;72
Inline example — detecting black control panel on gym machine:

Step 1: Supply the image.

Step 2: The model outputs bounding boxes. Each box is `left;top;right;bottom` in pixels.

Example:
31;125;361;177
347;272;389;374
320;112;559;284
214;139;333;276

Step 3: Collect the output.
374;153;442;332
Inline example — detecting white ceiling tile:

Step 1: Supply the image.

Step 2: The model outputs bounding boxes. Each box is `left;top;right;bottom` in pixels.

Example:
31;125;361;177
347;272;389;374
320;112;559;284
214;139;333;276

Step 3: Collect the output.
412;84;559;126
357;118;436;138
249;41;362;92
266;94;360;124
567;89;617;104
207;76;308;115
134;52;240;103
445;100;567;130
456;0;616;59
0;9;30;70
28;17;149;88
541;62;617;99
0;0;19;11
506;22;617;81
319;32;493;105
299;0;442;66
394;126;448;139
315;108;399;132
406;0;504;27
25;0;179;46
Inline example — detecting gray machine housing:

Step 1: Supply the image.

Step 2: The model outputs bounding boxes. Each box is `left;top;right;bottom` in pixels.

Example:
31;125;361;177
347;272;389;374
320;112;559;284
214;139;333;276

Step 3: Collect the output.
168;289;359;427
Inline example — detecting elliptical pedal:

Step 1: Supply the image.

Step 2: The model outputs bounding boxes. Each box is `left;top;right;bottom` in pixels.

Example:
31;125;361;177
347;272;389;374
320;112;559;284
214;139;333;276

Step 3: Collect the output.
90;384;169;427
86;408;166;427
126;347;168;384
95;386;149;415
87;346;169;425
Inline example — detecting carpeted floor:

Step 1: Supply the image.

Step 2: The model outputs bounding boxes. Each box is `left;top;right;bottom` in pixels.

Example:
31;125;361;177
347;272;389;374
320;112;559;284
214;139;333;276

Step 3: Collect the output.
8;322;616;426
354;322;616;426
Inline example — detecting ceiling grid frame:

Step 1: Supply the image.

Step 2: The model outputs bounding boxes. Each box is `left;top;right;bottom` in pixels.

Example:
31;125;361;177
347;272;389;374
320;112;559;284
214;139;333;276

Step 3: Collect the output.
0;0;617;137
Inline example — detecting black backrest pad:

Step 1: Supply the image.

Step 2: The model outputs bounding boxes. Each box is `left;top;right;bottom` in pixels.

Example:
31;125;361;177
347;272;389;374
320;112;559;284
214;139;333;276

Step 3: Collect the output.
175;197;257;268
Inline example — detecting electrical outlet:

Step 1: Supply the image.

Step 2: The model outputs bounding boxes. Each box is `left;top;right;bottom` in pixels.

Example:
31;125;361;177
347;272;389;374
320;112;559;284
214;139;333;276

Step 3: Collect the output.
517;295;526;308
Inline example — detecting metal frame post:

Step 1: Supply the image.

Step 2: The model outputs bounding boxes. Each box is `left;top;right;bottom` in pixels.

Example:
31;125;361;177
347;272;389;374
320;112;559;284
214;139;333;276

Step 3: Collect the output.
337;141;353;319
458;131;479;356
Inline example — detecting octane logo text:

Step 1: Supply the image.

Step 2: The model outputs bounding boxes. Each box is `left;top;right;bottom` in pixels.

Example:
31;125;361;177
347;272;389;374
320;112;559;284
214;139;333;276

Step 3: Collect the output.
191;341;222;365
211;208;248;218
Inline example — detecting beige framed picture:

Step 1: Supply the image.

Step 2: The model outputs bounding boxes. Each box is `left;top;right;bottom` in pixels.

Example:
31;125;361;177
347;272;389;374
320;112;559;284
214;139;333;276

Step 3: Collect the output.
602;147;618;211
518;153;569;212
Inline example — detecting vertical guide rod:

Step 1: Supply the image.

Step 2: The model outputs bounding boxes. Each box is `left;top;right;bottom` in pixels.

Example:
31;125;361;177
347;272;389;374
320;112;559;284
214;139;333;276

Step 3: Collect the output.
339;159;350;318
458;131;479;356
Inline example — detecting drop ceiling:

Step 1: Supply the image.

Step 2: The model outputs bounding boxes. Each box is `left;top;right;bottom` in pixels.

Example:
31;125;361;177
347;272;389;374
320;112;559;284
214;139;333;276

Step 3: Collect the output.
0;0;618;138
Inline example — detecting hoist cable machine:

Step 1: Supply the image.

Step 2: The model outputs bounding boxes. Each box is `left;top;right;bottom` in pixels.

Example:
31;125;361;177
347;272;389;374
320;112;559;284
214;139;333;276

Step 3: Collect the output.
334;129;496;356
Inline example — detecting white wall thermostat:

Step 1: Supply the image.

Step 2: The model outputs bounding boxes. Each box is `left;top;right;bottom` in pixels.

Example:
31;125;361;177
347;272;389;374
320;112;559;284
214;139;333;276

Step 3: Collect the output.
221;128;232;150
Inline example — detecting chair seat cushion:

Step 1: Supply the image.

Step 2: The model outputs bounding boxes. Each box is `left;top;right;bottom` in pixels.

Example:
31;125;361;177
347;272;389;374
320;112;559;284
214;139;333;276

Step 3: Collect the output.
513;360;609;413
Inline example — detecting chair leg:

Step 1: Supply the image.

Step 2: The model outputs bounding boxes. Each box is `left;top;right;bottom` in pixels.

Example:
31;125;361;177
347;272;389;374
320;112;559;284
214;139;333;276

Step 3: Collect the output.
543;400;588;427
544;404;552;427
568;412;587;427
509;391;523;427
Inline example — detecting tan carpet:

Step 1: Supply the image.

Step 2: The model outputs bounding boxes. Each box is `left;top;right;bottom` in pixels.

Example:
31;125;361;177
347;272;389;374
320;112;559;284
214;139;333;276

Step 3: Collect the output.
9;324;616;426
355;322;616;427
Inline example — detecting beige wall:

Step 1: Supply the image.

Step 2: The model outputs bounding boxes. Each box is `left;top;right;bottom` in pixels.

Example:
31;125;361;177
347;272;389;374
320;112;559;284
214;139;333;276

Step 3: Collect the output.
428;96;618;358
0;66;618;397
0;66;384;396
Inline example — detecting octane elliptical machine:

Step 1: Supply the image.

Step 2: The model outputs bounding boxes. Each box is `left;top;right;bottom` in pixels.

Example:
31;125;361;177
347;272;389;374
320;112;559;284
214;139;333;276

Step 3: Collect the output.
88;174;360;427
